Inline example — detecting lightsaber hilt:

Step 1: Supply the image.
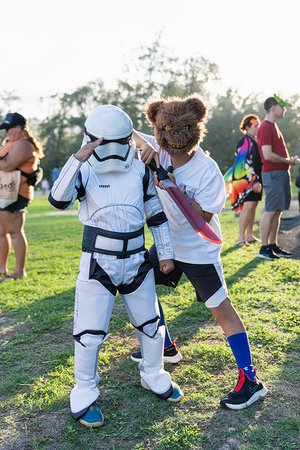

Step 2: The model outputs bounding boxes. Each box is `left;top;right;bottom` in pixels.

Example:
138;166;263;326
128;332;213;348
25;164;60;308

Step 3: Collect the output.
148;159;169;181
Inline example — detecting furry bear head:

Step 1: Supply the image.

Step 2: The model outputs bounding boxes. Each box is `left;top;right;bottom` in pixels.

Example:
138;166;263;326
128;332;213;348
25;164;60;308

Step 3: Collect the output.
145;95;207;156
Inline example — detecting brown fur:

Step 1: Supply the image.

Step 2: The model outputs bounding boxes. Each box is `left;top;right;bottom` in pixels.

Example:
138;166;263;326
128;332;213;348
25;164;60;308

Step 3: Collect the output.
145;95;208;156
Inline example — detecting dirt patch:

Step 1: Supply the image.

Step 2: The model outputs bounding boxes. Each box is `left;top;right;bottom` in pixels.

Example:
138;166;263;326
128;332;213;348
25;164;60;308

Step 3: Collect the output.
0;410;67;450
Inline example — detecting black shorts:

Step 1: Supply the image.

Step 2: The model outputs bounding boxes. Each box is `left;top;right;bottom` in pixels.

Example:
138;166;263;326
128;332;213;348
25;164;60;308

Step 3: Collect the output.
0;195;30;212
149;246;228;307
244;190;262;202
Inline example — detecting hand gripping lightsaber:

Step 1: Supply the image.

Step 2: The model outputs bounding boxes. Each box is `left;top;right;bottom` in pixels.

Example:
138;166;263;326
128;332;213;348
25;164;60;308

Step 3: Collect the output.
148;159;222;245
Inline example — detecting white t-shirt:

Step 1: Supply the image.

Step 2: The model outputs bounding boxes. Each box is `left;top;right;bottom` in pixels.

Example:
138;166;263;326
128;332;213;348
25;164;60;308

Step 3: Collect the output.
140;133;226;264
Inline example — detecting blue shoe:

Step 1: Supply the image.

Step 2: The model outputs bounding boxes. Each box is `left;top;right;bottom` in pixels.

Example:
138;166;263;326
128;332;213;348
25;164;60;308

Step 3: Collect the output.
167;382;184;402
141;378;184;403
79;402;104;427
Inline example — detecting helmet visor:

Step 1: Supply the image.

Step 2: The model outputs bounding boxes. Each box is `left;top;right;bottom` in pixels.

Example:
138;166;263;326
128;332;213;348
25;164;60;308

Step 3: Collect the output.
93;141;132;162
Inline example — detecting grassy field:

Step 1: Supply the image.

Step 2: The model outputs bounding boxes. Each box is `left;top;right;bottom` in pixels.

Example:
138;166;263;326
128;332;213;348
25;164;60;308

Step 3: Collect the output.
0;196;299;450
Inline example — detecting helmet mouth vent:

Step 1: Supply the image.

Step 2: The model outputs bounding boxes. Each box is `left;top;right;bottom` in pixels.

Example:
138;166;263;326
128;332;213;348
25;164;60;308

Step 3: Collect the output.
93;144;131;162
92;141;132;162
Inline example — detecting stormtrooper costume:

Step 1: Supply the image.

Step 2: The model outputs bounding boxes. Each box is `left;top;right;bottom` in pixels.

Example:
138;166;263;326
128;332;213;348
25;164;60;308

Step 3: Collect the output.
49;105;177;420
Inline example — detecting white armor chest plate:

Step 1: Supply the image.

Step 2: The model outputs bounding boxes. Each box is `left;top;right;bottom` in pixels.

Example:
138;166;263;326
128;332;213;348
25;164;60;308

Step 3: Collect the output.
78;163;145;232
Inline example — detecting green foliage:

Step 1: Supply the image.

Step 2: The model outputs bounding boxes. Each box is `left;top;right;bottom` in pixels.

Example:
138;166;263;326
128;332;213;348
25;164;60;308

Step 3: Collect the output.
0;91;21;117
0;197;299;449
24;37;223;173
38;80;110;179
2;38;300;180
203;90;265;171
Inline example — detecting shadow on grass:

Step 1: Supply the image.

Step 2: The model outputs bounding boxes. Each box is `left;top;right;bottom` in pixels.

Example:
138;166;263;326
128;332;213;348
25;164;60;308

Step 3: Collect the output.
148;255;266;350
1;355;190;450
0;288;189;449
1;273;298;449
0;288;132;396
0;253;266;401
220;244;246;258
225;256;265;289
200;333;300;450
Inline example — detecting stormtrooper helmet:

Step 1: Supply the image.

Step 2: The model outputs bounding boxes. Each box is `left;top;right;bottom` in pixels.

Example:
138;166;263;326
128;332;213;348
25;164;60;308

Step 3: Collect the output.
83;105;136;173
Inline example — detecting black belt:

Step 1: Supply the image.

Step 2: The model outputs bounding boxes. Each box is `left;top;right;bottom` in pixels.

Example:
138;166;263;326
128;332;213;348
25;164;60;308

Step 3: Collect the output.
82;225;145;259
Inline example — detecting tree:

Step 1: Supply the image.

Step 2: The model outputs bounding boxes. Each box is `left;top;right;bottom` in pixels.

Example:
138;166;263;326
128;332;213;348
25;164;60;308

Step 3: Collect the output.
114;34;220;132
37;36;221;173
277;94;300;155
203;89;243;171
31;37;300;182
0;91;21;116
38;80;112;177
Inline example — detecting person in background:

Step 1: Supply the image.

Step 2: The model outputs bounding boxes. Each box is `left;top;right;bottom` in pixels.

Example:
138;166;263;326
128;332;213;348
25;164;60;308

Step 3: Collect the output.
257;95;300;260
0;112;44;280
41;178;50;196
50;166;61;187
234;114;262;246
295;168;300;213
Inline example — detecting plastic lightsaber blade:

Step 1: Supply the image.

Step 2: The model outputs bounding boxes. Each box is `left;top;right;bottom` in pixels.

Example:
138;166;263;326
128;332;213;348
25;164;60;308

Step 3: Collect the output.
162;179;222;244
148;159;222;245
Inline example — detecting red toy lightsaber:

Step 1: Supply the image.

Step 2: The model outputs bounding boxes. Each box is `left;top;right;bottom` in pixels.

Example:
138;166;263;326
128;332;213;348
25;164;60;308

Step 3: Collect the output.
148;159;222;245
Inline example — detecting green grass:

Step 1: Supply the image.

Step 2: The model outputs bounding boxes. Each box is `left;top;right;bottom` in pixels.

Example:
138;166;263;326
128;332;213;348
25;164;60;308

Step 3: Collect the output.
0;197;299;450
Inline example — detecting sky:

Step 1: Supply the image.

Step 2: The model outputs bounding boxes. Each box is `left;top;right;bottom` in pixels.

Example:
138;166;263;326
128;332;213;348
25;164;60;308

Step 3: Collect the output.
1;0;299;118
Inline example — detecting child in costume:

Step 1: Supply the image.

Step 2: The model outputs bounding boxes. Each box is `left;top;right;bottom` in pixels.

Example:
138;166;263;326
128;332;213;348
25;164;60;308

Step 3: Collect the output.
49;105;183;427
132;95;267;410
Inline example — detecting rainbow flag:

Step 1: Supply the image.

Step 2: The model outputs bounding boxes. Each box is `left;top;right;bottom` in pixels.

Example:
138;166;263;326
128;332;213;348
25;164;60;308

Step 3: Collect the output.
224;138;258;212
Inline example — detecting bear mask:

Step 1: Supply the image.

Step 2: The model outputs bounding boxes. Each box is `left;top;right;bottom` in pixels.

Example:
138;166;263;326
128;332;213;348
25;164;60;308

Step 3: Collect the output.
146;95;207;157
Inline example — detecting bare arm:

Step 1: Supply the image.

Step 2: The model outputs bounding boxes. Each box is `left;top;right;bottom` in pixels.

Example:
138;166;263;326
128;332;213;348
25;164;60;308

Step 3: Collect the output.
132;130;160;166
183;194;214;223
132;130;147;148
261;145;300;165
0;140;34;171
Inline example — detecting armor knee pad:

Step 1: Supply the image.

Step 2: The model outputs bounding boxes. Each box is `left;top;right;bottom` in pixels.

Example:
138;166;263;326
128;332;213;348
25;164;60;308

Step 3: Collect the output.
74;330;107;349
133;315;160;338
73;330;109;382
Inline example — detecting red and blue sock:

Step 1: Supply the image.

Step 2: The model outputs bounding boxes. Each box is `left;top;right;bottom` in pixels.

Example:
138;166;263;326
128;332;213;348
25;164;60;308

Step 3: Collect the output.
227;332;256;381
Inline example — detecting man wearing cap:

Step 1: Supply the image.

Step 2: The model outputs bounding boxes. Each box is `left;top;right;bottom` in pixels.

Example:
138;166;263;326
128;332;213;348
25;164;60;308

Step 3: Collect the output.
257;95;300;260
